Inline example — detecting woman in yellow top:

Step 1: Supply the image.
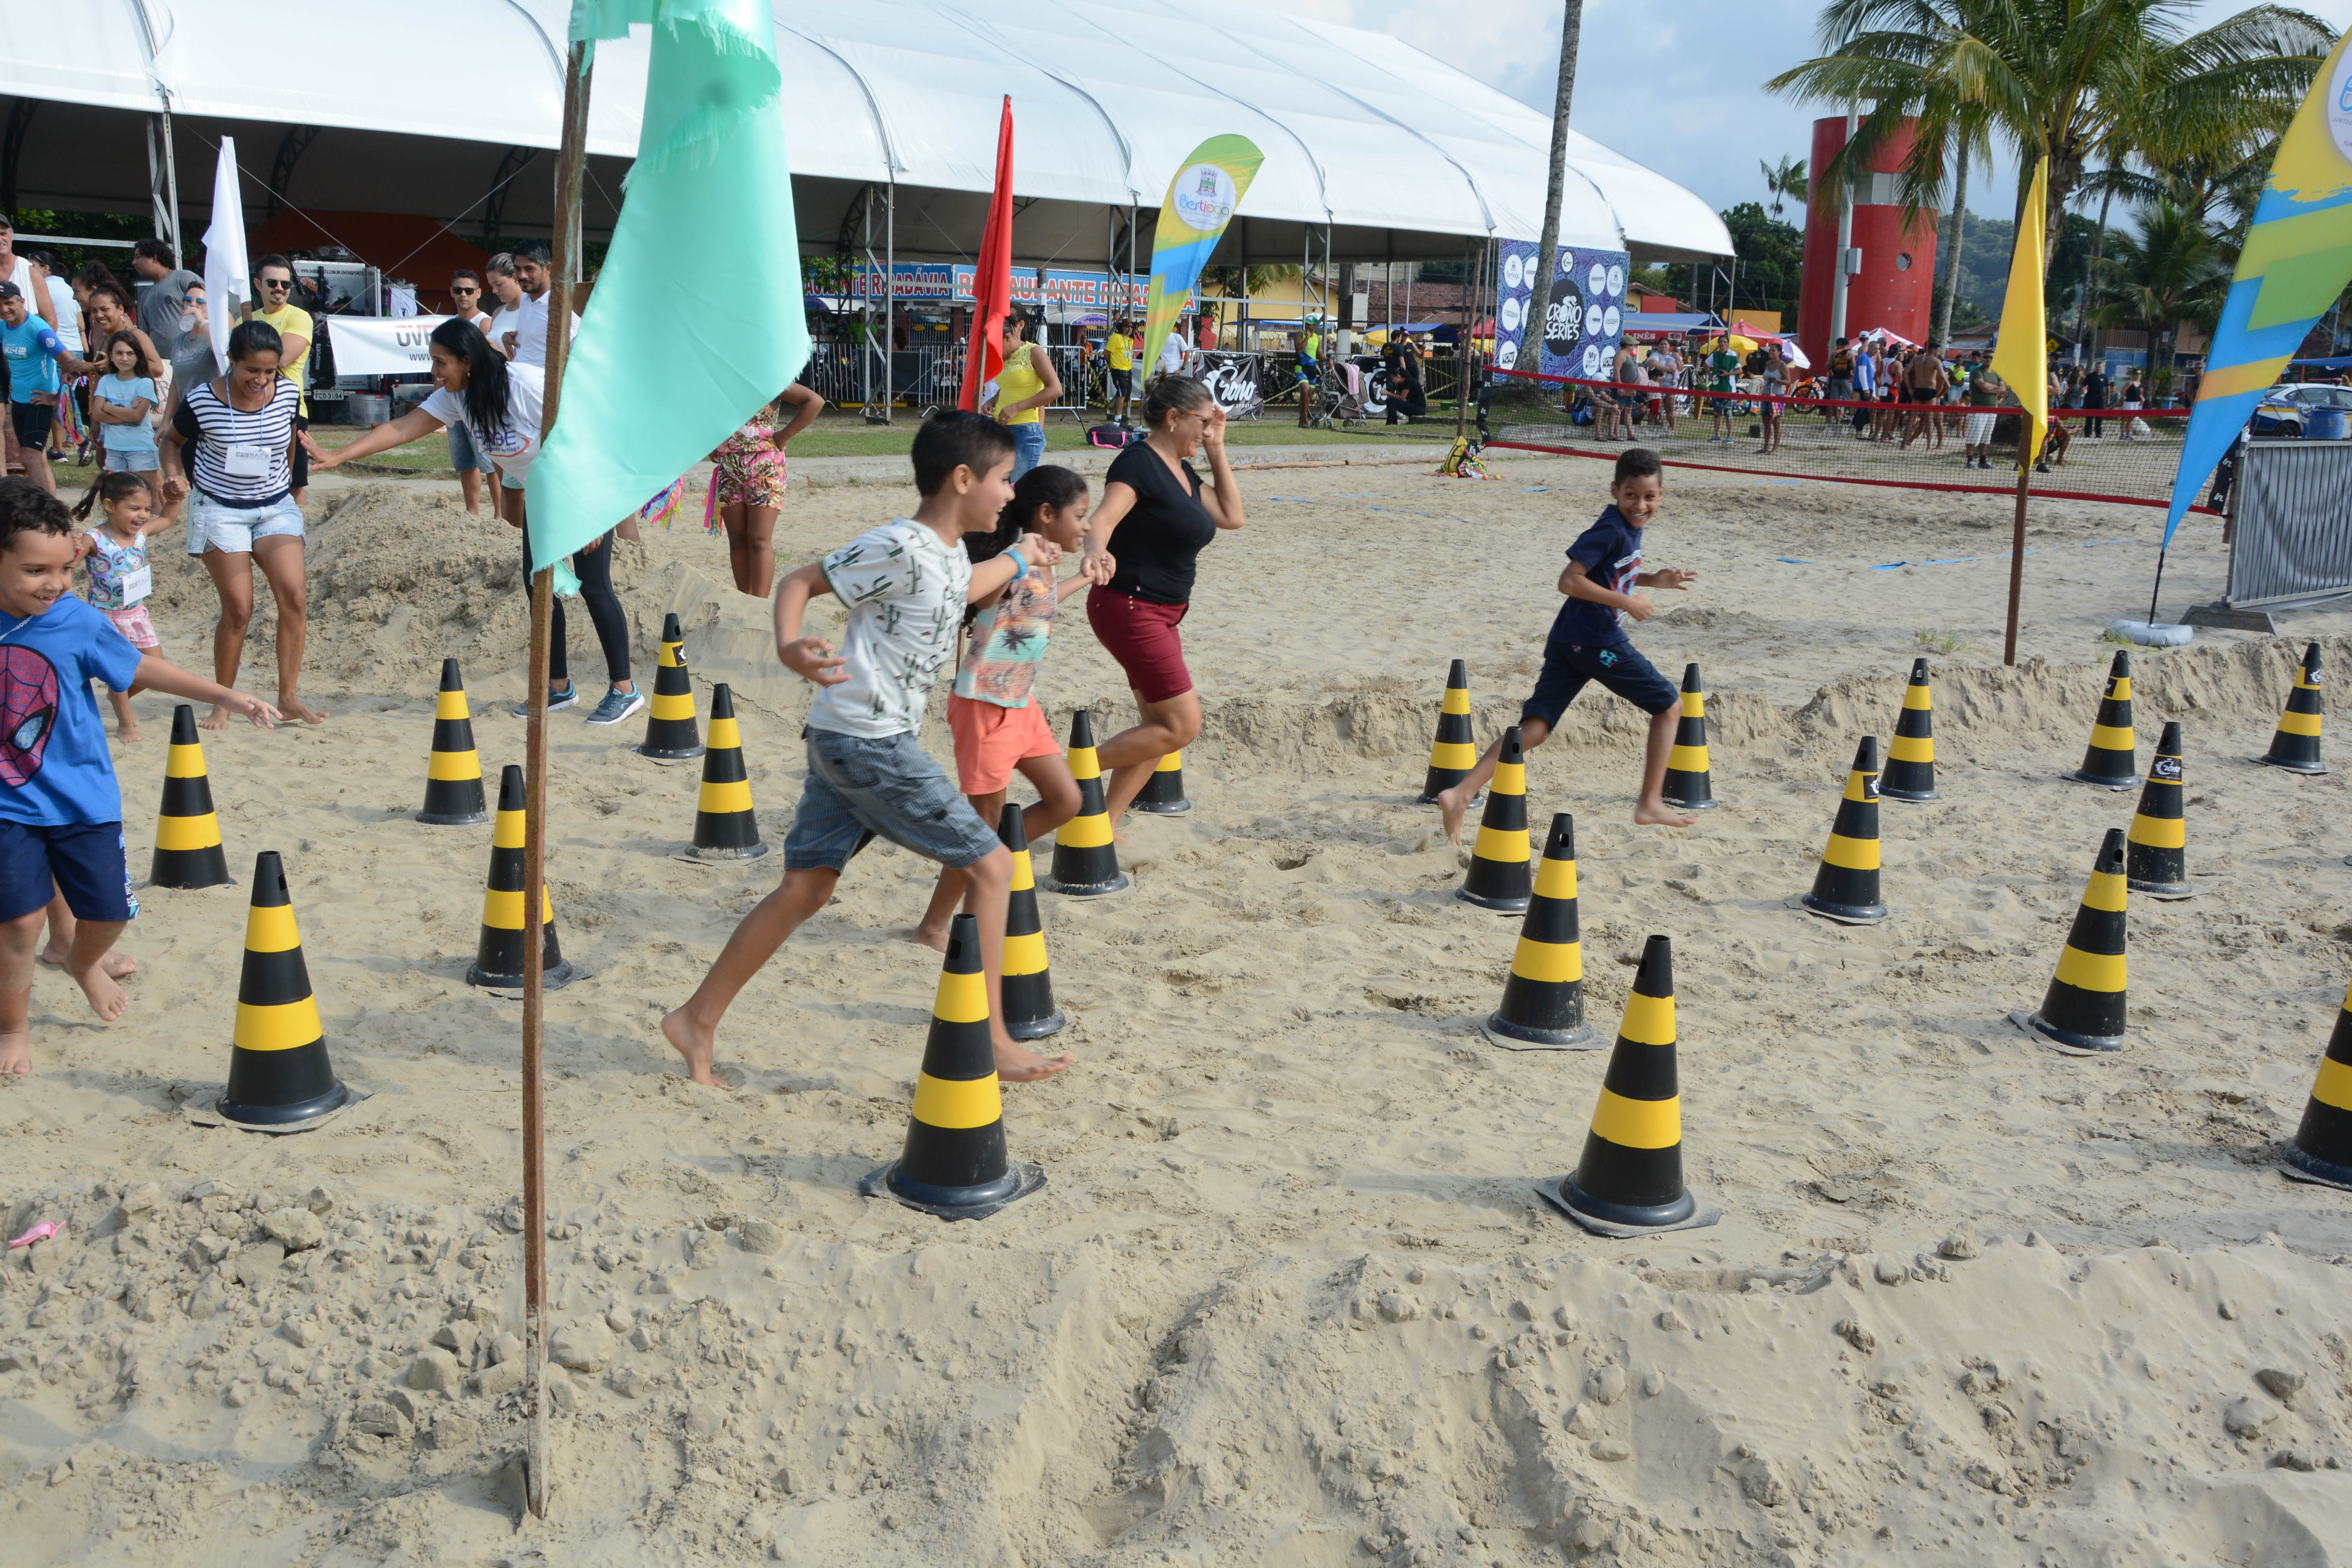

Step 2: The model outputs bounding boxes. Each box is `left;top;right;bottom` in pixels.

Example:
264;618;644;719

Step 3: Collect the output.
983;311;1061;479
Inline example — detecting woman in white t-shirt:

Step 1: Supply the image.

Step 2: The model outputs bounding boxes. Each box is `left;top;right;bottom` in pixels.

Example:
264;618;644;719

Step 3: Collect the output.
311;318;643;724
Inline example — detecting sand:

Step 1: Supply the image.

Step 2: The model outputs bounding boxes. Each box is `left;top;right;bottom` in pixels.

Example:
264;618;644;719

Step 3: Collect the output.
9;456;2352;1567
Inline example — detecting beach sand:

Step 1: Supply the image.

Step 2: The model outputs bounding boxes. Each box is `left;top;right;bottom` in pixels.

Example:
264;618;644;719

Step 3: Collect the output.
8;456;2352;1566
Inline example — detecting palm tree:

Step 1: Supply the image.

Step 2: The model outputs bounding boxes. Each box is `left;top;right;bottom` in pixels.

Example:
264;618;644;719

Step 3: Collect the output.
1768;0;2330;263
2086;200;2228;395
1759;155;1809;221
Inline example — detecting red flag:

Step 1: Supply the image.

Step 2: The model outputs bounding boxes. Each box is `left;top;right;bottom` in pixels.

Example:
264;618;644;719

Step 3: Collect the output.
959;96;1014;413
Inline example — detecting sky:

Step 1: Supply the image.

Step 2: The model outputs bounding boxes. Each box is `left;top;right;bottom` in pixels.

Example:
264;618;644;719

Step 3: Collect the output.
1253;0;2352;222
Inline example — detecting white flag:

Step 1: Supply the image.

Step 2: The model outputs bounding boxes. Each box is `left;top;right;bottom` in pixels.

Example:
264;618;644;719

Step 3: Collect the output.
201;137;249;376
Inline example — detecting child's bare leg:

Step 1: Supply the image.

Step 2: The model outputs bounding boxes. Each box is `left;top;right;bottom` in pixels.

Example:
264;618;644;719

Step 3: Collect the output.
959;844;1072;1082
916;789;1003;952
1634;701;1697;828
65;917;129;1022
661;865;838;1088
1015;752;1081;844
1434;717;1552;844
38;891;134;977
108;688;141;740
0;907;43;1073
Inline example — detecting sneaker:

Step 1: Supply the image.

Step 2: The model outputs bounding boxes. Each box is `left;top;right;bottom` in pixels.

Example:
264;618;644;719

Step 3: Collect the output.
513;684;579;718
583;686;646;726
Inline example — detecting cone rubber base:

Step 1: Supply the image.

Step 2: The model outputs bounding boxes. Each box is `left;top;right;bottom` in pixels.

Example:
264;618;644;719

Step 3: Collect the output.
417;807;491;826
1877;785;1940;803
469;958;579;991
1800;893;1888;926
2255;755;2327;776
1132;798;1191;816
1482;1013;1597;1051
2065;770;2140;791
1456;886;1532;914
1037;870;1128;896
1536;1176;1719;1238
634;742;706;761
1005;1009;1066;1041
2011;1008;2122;1056
861;1160;1044;1222
2282;1148;2352;1192
217;1079;360;1132
1659;794;1719;812
686;842;771;863
2126;874;2194;900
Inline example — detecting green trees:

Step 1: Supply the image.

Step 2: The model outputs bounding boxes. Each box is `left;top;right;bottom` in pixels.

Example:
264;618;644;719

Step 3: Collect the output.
1760;156;1810;222
2085;201;2228;393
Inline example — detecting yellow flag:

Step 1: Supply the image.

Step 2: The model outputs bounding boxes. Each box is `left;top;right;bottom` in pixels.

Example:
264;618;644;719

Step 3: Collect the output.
1989;157;2050;465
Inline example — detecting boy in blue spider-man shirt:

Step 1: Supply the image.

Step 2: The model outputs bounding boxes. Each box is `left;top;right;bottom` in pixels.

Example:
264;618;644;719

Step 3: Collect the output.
1437;445;1700;840
0;479;277;1076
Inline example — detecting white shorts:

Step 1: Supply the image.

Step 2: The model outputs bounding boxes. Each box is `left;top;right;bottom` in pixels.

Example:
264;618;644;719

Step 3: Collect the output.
1964;413;1996;446
186;488;306;556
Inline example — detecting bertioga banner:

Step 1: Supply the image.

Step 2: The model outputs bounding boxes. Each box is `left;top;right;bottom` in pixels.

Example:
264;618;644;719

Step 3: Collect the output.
2162;29;2352;543
1141;136;1264;377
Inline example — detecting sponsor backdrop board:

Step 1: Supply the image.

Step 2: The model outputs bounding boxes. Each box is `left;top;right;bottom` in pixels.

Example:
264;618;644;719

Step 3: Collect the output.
1493;241;1632;381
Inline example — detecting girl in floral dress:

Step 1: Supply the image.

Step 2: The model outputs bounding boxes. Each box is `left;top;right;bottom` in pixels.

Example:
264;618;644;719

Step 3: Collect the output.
708;381;823;595
71;472;174;741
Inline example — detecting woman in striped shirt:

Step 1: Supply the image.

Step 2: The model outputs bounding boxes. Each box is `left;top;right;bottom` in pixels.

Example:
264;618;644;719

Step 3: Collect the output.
158;319;326;728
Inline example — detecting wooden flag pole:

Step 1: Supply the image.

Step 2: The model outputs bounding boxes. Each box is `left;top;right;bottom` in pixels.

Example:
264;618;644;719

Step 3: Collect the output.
521;36;592;1522
2003;445;2030;667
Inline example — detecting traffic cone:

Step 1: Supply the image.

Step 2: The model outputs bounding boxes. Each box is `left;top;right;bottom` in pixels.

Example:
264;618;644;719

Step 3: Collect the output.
1457;725;1533;912
2256;642;2325;774
635;612;704;761
2283;981;2352;1191
1040;709;1127;896
1133;750;1193;815
2066;650;2140;789
2012;828;2128;1055
2125;721;2191;899
1418;659;1476;803
1800;737;1889;925
1537;934;1716;1236
417;658;490;825
997;802;1064;1040
217;851;355;1129
1659;663;1717;810
1879;658;1940;802
1483;812;1594;1049
860;911;1046;1221
688;683;766;860
150;703;232;890
467;765;576;990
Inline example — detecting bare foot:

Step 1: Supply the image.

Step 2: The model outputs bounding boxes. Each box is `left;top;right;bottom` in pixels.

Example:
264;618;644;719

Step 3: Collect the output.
993;1036;1073;1082
72;964;129;1023
280;697;330;725
908;924;952;956
0;1028;26;1074
38;945;134;978
1632;800;1697;829
118;726;143;744
660;1006;728;1089
1433;781;1472;846
199;704;231;732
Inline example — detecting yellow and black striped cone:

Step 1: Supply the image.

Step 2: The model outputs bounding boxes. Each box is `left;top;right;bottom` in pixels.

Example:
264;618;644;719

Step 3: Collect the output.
688;683;766;860
467;765;576;990
2126;721;2191;899
2256;641;2325;774
1537;933;1717;1237
861;911;1046;1220
1880;658;1940;802
2283;982;2352;1191
1800;737;1889;925
417;657;490;825
997;802;1064;1040
150;703;232;889
1659;663;1717;810
1484;812;1594;1049
2012;827;2128;1055
218;851;355;1130
2067;650;2140;789
1419;659;1476;802
1041;709;1127;896
635;612;704;761
1133;750;1193;815
1458;725;1533;911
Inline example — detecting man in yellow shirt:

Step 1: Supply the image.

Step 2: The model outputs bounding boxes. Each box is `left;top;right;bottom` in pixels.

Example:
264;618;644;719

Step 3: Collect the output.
1104;316;1134;422
247;253;315;504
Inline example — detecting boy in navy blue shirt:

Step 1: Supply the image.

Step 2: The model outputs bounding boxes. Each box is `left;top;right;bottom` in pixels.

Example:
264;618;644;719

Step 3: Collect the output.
0;479;278;1075
1437;446;1698;840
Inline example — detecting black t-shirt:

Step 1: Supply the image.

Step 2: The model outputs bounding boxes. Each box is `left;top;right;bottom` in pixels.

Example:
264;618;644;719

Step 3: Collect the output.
1104;442;1218;605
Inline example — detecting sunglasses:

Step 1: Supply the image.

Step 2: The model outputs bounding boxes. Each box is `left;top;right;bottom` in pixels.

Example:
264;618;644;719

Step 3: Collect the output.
260;278;292;290
452;285;479;293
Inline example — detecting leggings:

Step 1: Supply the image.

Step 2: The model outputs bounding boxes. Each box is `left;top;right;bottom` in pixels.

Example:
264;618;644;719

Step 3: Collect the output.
521;527;631;687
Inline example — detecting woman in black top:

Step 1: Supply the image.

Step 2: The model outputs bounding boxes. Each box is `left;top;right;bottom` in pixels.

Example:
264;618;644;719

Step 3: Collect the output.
1080;374;1247;824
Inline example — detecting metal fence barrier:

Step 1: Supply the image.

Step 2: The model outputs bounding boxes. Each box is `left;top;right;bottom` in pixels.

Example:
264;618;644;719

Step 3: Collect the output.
2225;438;2352;609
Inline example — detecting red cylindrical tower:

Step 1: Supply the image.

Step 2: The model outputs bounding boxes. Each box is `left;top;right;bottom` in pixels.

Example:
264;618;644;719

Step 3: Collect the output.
1797;117;1940;370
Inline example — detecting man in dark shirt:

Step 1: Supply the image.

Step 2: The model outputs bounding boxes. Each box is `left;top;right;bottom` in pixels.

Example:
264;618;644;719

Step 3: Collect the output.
2083;364;2110;438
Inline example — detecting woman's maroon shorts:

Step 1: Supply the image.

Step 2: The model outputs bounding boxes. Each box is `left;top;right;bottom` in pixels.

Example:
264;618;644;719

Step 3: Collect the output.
1087;586;1194;703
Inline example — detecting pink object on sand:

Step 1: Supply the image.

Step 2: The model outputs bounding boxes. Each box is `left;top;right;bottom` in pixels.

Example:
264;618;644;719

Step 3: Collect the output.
7;1222;59;1249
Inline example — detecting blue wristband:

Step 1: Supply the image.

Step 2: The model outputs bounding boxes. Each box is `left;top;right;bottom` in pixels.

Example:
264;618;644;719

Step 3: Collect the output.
1007;549;1028;583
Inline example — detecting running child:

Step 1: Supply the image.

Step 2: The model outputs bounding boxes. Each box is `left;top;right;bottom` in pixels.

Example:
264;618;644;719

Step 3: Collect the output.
914;464;1093;950
661;412;1076;1090
1435;445;1698;839
70;471;173;741
0;479;279;1076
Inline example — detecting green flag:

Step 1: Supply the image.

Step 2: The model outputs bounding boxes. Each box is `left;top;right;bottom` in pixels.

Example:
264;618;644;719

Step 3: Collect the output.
528;0;809;563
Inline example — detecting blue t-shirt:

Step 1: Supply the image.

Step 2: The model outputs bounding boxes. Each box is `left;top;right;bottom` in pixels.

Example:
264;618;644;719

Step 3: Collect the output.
1548;505;1644;649
0;316;62;403
97;374;159;454
0;594;143;825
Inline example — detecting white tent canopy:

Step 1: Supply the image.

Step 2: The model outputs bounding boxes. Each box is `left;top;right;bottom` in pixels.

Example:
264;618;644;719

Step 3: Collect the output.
2;0;1730;264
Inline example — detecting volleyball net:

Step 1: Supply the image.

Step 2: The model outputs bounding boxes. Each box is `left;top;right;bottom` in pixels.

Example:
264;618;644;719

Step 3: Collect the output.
1482;368;2213;513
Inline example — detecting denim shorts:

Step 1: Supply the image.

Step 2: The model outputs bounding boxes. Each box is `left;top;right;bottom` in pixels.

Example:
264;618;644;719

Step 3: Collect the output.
103;447;160;473
0;819;133;924
1523;639;1679;726
783;726;1003;873
447;418;489;474
1009;422;1047;481
186;488;305;556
